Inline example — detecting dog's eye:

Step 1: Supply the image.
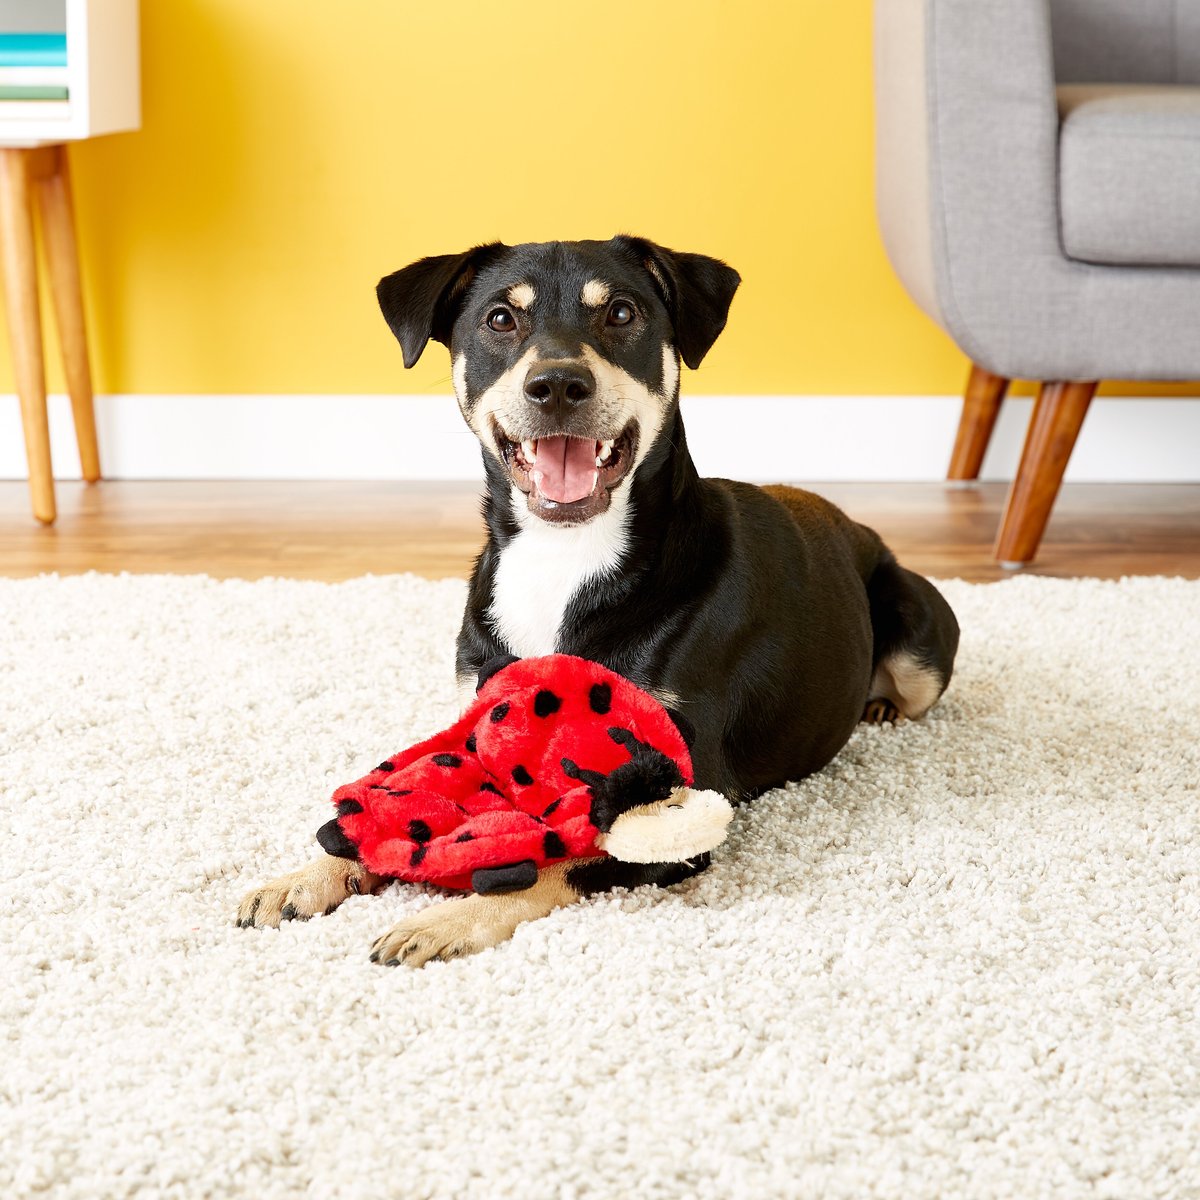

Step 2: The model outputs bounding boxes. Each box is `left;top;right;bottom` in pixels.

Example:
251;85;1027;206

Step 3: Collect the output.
606;301;635;327
487;308;516;332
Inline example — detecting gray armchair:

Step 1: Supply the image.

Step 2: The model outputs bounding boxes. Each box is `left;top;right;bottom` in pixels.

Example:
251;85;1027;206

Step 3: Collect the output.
874;0;1200;566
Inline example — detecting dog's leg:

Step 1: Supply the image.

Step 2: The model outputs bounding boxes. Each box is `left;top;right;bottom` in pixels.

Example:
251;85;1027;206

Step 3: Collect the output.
864;557;960;721
236;855;385;928
369;854;713;968
369;861;586;967
457;671;477;715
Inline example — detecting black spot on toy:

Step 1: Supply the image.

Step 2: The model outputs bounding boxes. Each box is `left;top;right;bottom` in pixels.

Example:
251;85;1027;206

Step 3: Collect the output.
408;819;432;843
336;799;363;816
534;689;562;717
432;753;462;768
490;702;510;723
589;682;612;714
512;765;534;786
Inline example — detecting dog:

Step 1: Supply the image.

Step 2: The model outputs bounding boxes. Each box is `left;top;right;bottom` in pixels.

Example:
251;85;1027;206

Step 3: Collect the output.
236;236;959;966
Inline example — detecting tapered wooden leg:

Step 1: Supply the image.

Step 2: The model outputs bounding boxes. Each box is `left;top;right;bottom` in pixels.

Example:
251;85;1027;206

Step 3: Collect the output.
994;380;1098;568
36;145;99;482
0;148;54;523
948;363;1009;483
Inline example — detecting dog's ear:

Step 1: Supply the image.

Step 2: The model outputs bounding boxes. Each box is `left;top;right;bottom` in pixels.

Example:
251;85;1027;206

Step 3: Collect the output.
376;243;506;368
614;236;741;369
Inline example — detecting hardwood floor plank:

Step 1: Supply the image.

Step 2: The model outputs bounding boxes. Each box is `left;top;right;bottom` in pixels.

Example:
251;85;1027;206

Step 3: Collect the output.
0;480;1196;582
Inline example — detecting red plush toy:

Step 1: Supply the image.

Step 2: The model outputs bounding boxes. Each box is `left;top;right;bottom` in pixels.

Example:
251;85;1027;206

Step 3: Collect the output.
316;654;733;894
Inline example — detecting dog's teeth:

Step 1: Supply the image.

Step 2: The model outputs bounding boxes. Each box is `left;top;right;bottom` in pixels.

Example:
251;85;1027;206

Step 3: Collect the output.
595;456;604;468
521;439;537;464
598;439;614;463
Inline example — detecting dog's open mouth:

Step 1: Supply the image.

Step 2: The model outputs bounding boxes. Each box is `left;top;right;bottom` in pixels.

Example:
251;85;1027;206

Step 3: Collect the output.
494;420;637;523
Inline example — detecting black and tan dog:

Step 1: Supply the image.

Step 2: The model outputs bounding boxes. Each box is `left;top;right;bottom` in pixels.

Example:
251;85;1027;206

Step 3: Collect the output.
237;236;959;965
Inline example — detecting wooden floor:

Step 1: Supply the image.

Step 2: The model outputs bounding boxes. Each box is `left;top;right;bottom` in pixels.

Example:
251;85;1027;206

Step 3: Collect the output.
1;480;1197;582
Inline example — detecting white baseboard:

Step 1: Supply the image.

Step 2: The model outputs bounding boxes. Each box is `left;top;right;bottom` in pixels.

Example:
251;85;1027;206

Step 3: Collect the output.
2;392;1199;482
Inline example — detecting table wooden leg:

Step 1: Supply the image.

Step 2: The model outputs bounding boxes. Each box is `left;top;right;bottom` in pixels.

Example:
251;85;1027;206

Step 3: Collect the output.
0;147;54;524
36;145;100;483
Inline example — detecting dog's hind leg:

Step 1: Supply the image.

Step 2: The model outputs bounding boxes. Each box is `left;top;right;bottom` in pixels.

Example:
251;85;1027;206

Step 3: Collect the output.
863;553;960;722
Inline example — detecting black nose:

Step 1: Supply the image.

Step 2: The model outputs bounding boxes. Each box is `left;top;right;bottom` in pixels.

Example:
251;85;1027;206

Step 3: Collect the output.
523;360;595;417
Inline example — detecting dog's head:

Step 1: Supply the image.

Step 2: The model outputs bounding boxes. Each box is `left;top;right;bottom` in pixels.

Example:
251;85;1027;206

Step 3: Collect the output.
377;236;740;525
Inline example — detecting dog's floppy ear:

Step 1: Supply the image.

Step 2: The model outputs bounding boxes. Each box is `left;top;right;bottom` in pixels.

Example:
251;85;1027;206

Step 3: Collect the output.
614;235;741;369
376;243;506;368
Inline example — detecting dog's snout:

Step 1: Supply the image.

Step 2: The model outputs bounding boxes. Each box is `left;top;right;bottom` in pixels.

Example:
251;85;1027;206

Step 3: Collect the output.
523;360;595;415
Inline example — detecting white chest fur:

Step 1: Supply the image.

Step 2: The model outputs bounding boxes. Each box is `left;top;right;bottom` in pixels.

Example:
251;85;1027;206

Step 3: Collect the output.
488;493;630;657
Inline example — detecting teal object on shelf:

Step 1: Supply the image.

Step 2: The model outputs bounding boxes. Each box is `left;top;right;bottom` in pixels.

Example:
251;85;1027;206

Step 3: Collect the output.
0;33;68;67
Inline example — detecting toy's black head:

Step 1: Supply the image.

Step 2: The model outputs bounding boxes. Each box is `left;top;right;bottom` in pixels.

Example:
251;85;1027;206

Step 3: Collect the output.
376;236;740;525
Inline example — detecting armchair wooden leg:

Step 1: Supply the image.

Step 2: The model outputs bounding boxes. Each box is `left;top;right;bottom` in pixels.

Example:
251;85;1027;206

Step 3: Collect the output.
0;148;54;524
36;145;100;483
948;363;1009;483
994;379;1098;569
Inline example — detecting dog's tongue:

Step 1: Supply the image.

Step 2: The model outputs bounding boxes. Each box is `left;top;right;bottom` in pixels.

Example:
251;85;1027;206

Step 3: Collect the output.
531;436;597;503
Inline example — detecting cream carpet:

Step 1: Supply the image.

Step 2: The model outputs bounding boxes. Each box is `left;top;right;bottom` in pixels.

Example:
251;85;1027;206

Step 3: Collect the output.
2;572;1198;1199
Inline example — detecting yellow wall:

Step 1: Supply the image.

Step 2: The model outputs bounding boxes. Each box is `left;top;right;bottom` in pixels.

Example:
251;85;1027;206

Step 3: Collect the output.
5;1;1189;397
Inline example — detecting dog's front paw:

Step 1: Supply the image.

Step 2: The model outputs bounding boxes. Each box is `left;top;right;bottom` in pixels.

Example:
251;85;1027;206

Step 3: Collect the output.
236;856;381;928
370;896;506;968
369;862;579;968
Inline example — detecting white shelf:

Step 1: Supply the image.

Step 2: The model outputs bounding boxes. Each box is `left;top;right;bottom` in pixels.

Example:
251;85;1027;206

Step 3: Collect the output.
0;0;139;146
0;65;69;85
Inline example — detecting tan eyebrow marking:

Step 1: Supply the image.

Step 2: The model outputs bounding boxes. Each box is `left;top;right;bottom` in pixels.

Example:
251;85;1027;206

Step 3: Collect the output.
507;283;535;309
580;279;611;307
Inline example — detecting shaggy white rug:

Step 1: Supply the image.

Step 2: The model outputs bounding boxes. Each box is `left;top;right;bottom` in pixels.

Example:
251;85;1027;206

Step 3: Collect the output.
2;572;1199;1200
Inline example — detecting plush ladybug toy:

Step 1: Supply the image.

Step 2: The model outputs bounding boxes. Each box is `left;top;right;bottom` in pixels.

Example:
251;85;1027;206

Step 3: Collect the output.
316;654;733;894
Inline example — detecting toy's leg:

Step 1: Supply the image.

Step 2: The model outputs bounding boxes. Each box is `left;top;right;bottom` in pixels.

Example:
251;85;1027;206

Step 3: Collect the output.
369;860;588;967
236;854;386;928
